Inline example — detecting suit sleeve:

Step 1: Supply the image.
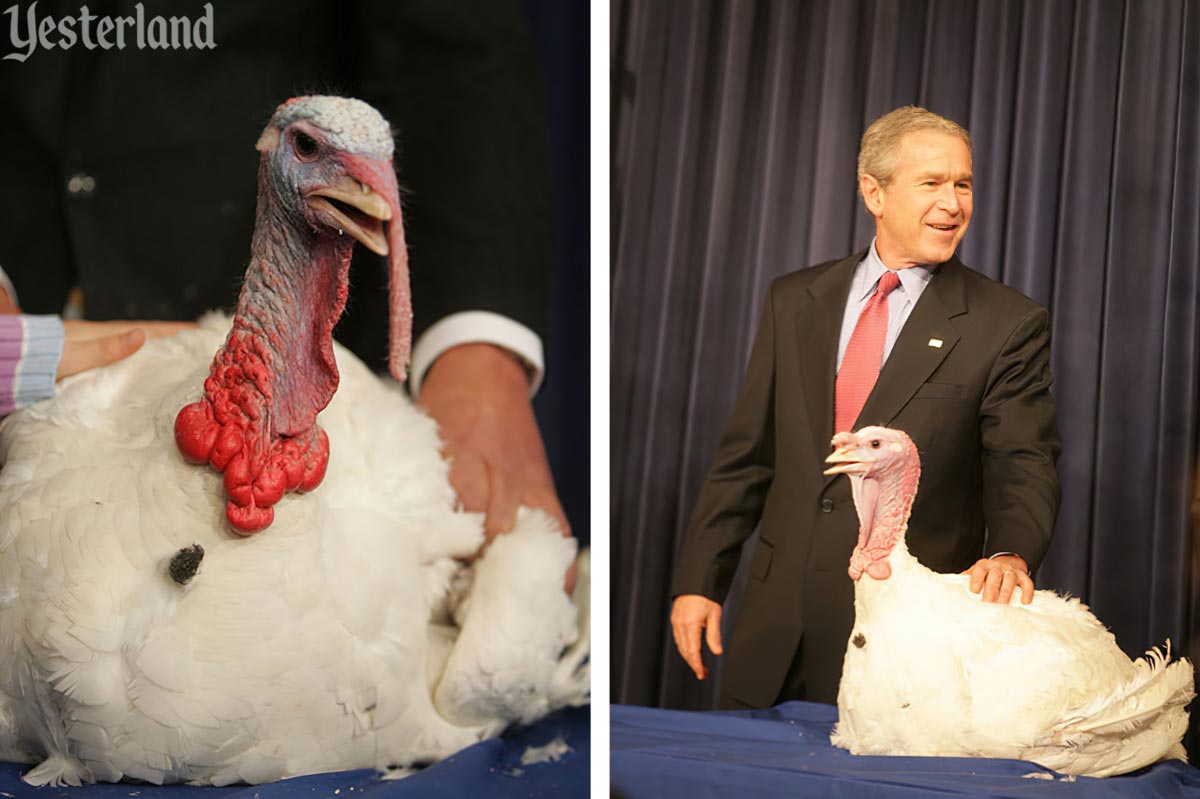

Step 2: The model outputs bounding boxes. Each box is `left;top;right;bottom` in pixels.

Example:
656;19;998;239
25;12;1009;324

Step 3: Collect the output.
670;283;779;603
978;306;1061;573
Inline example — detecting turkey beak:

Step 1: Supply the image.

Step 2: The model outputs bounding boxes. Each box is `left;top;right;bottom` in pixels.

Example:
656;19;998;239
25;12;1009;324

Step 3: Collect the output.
824;445;865;476
305;175;393;256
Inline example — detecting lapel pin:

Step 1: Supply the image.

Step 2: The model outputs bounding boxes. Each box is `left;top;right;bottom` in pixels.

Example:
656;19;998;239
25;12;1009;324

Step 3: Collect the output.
928;338;943;348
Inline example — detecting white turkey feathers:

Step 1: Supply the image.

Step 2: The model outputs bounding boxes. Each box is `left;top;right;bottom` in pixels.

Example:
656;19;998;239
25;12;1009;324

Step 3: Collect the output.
827;426;1193;778
0;318;588;786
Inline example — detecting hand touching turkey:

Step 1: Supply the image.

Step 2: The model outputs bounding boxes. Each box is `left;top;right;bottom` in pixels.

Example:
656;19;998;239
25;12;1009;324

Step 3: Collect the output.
59;321;195;379
964;554;1034;605
0;282;193;388
419;341;575;591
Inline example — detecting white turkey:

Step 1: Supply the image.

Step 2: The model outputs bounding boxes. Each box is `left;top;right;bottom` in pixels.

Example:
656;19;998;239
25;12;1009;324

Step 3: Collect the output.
0;96;588;787
825;426;1192;778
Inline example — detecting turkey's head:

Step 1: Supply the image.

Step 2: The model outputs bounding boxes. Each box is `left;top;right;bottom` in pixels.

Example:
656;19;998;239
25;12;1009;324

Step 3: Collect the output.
175;96;411;535
824;426;921;581
254;95;412;385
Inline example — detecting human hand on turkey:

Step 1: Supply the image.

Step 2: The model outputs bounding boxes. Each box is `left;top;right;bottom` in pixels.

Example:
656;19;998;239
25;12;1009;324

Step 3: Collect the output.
964;554;1034;605
0;286;19;315
59;320;197;380
0;284;194;380
418;342;575;592
670;594;724;679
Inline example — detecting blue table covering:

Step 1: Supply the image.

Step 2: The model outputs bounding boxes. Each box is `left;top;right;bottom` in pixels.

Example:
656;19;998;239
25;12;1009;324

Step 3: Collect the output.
612;702;1200;798
0;705;587;798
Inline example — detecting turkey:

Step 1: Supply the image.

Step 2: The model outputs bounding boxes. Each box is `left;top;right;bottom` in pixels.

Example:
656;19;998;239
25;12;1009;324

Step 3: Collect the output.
825;426;1192;778
0;96;588;787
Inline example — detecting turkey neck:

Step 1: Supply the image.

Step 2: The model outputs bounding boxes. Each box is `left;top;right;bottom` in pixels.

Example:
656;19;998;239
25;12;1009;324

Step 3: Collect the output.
229;165;353;438
848;457;921;580
174;162;345;533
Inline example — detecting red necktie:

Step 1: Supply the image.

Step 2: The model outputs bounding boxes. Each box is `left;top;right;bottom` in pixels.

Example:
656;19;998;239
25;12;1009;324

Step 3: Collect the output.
835;270;901;434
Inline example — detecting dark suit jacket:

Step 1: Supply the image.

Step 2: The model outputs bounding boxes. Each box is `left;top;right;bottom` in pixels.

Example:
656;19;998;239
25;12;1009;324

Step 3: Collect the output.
0;0;552;373
671;251;1061;708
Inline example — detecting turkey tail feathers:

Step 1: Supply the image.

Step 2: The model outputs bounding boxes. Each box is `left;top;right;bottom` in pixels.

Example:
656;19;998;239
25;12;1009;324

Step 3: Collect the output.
21;753;93;787
1024;643;1194;777
1044;644;1194;738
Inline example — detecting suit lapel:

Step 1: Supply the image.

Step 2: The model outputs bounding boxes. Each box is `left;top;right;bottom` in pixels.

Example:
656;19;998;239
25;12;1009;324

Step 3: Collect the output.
795;252;862;458
853;256;968;429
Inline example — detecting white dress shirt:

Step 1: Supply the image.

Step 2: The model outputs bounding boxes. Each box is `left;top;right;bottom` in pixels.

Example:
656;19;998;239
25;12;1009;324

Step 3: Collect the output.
836;239;936;372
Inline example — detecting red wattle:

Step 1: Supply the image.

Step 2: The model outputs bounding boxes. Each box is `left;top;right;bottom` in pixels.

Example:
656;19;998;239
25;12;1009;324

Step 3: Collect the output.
174;403;218;464
174;330;332;535
228;502;273;535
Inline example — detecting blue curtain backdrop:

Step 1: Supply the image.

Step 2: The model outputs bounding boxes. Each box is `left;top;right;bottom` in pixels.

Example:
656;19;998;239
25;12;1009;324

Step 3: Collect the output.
611;0;1200;720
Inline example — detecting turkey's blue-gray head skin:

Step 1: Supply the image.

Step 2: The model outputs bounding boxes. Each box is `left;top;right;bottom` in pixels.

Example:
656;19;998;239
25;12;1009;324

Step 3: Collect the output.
265;95;394;160
251;94;413;383
255;96;396;258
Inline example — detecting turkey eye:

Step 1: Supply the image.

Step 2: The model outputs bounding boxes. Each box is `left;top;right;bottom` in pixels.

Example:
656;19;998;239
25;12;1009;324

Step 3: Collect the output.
294;132;319;161
870;440;881;448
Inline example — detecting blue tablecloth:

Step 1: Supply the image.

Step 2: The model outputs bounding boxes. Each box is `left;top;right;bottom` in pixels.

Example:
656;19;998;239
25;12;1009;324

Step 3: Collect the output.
0;705;588;798
611;702;1200;798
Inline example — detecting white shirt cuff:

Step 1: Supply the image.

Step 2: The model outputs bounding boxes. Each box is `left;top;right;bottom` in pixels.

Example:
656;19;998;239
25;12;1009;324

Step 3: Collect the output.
408;311;545;399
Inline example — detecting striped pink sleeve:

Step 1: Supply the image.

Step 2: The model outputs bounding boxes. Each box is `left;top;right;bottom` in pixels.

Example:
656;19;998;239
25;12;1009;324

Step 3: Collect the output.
0;315;66;415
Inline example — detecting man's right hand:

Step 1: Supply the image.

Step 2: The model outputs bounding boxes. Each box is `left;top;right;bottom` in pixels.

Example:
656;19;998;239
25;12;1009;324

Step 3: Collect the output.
670;594;724;680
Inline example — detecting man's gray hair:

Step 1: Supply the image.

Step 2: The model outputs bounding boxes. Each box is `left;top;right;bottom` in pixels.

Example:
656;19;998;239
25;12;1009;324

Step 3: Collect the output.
857;106;972;188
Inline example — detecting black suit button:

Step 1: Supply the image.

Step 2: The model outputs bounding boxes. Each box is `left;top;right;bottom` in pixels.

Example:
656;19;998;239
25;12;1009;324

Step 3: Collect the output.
820;499;834;513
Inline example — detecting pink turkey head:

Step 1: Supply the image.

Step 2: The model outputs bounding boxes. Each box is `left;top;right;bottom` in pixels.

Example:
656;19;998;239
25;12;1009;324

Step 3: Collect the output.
824;426;921;581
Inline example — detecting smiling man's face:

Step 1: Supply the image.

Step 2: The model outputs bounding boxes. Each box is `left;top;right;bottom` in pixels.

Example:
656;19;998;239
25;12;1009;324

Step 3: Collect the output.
862;129;973;269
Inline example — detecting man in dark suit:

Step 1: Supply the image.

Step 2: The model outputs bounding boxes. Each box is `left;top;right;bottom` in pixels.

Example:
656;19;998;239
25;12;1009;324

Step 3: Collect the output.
670;106;1061;708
